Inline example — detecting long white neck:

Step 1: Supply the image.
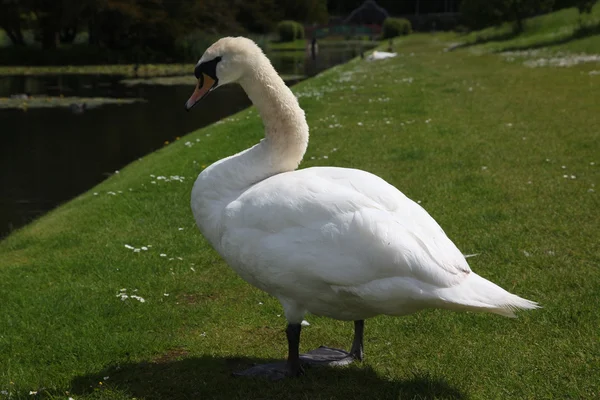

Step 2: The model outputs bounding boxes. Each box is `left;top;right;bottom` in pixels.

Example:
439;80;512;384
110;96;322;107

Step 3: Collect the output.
202;55;309;194
242;56;309;171
191;53;309;241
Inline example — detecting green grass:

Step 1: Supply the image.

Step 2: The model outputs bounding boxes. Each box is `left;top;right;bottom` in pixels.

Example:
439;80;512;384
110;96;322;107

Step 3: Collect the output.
1;27;600;400
268;38;375;51
0;64;194;77
459;3;600;53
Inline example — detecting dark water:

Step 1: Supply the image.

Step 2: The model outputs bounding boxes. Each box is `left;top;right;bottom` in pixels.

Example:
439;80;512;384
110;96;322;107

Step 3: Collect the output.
0;46;370;238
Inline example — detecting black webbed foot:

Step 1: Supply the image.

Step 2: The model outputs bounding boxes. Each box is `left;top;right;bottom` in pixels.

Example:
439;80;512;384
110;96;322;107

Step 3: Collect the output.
300;346;358;367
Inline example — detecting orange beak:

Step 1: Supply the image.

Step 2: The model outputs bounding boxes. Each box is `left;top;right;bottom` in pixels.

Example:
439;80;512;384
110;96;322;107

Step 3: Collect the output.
185;73;217;111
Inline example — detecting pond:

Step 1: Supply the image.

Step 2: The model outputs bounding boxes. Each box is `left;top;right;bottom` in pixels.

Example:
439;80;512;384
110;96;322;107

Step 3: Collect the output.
0;44;373;238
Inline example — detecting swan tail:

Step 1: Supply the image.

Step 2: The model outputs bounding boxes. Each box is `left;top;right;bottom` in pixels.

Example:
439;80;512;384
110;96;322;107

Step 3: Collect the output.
435;272;540;318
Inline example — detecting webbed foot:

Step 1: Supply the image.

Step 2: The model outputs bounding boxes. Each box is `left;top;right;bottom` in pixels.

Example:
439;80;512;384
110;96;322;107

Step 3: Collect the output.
232;346;355;380
300;346;358;367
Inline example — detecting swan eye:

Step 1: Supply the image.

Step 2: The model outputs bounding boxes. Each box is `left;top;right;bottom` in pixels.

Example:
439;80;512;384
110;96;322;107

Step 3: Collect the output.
194;56;223;81
186;58;220;111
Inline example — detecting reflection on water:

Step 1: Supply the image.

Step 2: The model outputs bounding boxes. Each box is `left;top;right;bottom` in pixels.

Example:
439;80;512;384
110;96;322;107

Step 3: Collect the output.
0;84;251;237
0;45;372;238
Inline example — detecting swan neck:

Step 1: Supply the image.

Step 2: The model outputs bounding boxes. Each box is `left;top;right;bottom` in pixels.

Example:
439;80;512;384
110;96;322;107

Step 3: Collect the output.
239;60;308;173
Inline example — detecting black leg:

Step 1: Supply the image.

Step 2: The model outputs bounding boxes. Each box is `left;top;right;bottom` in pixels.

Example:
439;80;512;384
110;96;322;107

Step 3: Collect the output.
349;320;364;361
234;320;365;379
232;322;304;380
286;323;303;376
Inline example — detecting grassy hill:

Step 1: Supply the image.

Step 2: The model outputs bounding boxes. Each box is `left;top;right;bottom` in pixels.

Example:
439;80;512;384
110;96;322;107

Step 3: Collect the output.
460;2;600;53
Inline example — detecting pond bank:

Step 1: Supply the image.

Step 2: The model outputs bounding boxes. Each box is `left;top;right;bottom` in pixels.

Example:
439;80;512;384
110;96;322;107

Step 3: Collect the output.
0;64;193;77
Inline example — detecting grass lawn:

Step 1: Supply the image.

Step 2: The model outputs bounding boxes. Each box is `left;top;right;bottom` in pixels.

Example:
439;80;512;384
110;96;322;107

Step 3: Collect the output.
1;14;599;400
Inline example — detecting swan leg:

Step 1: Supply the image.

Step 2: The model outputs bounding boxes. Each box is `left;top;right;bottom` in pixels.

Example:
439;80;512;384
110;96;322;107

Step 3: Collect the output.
232;323;304;380
349;319;364;361
299;319;365;366
233;320;365;379
286;323;304;375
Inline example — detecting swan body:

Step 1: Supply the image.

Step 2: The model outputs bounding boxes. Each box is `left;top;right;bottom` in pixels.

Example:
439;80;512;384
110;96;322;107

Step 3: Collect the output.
187;37;538;378
195;165;533;321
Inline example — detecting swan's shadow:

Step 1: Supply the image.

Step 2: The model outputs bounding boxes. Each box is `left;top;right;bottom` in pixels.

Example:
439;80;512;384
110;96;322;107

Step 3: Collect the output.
69;355;466;400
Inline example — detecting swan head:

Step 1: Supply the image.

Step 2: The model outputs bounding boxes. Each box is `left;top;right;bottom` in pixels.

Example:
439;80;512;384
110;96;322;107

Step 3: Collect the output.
185;36;263;111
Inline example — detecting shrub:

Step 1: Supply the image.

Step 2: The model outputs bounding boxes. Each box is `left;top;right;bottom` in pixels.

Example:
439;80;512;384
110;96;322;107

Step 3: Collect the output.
460;0;555;32
382;18;412;38
277;20;305;42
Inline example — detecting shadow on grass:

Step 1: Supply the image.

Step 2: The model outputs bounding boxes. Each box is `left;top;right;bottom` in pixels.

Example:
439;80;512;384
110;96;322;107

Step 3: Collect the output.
452;21;600;53
495;22;600;52
68;355;466;400
450;29;520;51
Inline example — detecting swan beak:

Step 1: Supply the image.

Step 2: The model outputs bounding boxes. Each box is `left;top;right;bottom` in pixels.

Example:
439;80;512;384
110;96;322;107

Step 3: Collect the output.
185;73;217;111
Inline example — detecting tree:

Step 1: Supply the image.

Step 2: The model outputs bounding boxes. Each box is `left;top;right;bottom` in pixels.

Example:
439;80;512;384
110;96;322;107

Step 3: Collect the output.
235;0;281;34
0;0;333;59
327;0;462;17
461;0;555;32
27;0;78;49
277;0;328;24
460;0;505;29
505;0;556;32
6;0;95;49
573;0;597;24
181;0;240;33
0;0;26;46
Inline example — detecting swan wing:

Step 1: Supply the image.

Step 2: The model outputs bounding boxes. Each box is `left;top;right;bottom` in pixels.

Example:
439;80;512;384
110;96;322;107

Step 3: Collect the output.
219;167;470;292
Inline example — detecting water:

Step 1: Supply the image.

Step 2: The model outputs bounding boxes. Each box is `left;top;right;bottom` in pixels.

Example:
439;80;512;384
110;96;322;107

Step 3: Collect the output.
0;46;370;238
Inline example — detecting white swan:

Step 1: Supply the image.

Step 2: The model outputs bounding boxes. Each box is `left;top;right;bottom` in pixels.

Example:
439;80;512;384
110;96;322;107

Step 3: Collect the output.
186;37;538;379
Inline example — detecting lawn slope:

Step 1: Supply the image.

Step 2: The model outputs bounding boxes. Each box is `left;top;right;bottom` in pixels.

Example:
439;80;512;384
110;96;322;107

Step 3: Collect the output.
460;2;600;53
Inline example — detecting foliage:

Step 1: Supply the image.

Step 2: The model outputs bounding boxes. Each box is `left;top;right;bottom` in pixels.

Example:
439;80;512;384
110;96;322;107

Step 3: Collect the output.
0;0;26;46
0;0;334;62
460;0;505;30
279;0;328;24
0;41;179;65
461;0;556;31
382;18;412;38
554;0;599;13
174;31;223;65
573;0;598;15
327;0;462;15
235;0;281;34
277;20;305;42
